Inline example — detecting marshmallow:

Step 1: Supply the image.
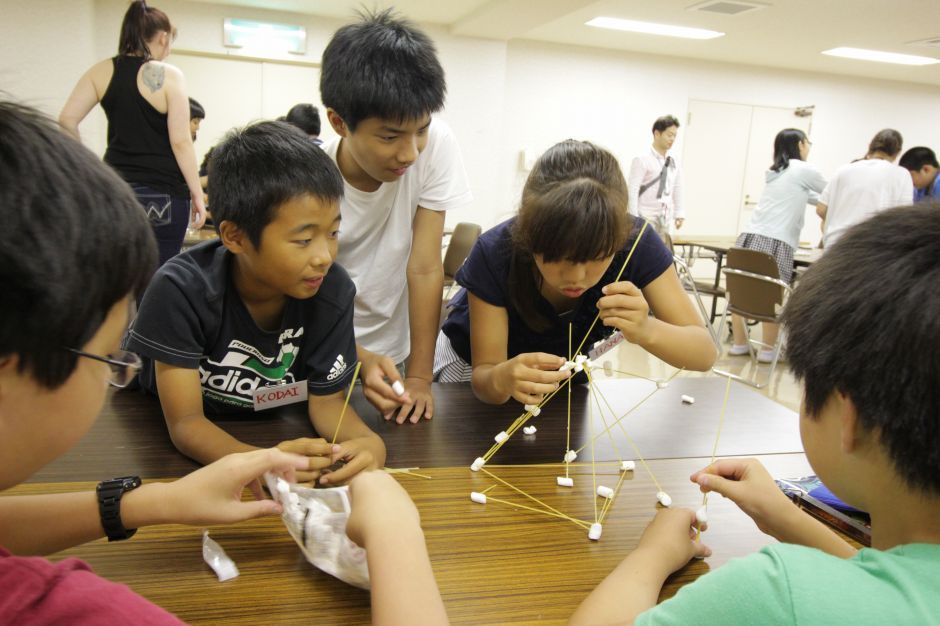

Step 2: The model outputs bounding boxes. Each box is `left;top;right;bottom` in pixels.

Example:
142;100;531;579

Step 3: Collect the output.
573;354;589;372
573;363;584;373
391;380;405;397
596;485;614;499
559;361;576;372
523;425;537;435
656;491;672;507
564;449;577;463
575;354;589;364
470;457;486;472
556;476;574;487
695;506;708;524
470;492;487;504
494;431;509;443
620;460;636;471
588;522;603;541
524;404;541;416
603;361;614;376
657;381;669;389
681;394;695;404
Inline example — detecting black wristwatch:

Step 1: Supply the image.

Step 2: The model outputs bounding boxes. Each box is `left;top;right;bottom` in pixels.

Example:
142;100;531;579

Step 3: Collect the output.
97;476;142;541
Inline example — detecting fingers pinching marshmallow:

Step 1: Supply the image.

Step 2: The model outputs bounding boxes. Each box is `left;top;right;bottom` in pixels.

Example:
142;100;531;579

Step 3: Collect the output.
656;491;672;507
695;506;708;524
391;380;406;397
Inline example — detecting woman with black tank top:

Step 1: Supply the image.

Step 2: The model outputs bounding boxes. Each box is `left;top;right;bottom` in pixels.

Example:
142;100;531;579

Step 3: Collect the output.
60;0;206;267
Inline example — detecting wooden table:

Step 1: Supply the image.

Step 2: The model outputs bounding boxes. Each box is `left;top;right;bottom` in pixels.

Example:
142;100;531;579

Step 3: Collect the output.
17;378;808;625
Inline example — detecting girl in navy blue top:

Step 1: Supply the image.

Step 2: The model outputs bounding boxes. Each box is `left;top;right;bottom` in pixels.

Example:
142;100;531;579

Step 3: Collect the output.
435;140;717;405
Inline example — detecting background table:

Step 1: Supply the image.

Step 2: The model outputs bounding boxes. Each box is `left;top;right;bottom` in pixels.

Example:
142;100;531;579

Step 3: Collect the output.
17;378;810;625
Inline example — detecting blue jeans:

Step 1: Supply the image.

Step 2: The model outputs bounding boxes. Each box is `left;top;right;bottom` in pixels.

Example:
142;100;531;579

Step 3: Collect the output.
131;184;191;267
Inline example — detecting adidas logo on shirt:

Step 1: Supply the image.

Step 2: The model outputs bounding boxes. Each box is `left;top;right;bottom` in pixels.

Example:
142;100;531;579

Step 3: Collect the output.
327;354;347;381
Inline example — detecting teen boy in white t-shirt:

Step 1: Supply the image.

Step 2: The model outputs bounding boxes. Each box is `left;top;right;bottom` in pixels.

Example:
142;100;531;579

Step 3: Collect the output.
320;10;472;424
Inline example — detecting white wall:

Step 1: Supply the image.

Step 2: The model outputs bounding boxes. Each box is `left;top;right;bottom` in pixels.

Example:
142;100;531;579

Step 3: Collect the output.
501;39;940;232
0;0;97;132
3;0;940;233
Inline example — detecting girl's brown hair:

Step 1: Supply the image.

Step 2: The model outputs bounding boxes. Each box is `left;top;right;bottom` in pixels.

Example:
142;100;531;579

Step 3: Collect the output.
508;140;632;331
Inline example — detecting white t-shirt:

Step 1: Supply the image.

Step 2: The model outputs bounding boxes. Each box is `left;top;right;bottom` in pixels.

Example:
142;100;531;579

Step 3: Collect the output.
322;120;473;363
820;159;913;248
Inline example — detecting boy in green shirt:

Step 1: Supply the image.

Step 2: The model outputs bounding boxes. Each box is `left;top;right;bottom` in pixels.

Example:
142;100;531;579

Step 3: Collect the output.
571;203;940;625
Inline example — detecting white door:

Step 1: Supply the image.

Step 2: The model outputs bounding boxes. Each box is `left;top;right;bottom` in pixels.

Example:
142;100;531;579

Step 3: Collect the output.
681;100;814;239
681;100;752;236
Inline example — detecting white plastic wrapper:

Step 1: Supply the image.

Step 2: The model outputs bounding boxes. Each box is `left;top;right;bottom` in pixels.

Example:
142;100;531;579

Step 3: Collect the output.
264;474;370;589
202;530;239;582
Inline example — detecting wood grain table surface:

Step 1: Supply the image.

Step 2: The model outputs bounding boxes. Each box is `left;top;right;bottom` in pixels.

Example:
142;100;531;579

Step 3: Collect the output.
16;377;809;624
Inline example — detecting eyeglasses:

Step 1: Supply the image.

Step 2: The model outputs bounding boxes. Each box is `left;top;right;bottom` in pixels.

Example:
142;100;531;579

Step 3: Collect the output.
68;348;142;388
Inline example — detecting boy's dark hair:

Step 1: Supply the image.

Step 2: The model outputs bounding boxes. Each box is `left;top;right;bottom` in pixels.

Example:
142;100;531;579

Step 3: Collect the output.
771;128;807;173
119;0;173;61
284;103;321;136
866;128;903;158
208;120;344;247
189;97;205;121
0;101;156;389
319;8;446;131
782;203;940;495
899;146;939;172
509;140;632;332
652;115;680;134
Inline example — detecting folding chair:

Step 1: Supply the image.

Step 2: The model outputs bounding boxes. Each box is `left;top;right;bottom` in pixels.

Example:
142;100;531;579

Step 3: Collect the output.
673;255;720;350
712;247;793;389
443;222;481;300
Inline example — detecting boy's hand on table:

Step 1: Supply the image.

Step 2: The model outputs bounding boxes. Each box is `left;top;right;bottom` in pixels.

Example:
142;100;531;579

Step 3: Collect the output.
494;352;570;405
345;471;421;548
318;436;384;486
390;376;434;424
359;348;412;416
157;448;308;525
275;437;340;484
634;508;712;574
691;458;797;538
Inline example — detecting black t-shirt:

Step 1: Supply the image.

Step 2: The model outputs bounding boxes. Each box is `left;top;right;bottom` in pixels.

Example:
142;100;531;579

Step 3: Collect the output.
441;217;673;364
101;55;189;197
125;240;359;414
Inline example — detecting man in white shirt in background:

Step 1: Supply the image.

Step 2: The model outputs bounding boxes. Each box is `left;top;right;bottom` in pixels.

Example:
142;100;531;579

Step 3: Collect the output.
817;129;912;248
628;115;684;244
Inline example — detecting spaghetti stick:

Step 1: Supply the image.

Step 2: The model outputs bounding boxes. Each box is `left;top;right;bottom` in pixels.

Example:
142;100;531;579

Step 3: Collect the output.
330;361;362;445
486;496;591;529
698;375;733;540
481;468;578;523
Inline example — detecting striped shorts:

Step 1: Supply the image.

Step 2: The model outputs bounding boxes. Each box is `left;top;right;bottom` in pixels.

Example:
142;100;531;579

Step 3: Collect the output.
735;233;794;283
432;331;473;383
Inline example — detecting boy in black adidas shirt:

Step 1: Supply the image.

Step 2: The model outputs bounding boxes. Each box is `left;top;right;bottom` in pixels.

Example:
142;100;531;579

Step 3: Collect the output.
127;121;386;484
